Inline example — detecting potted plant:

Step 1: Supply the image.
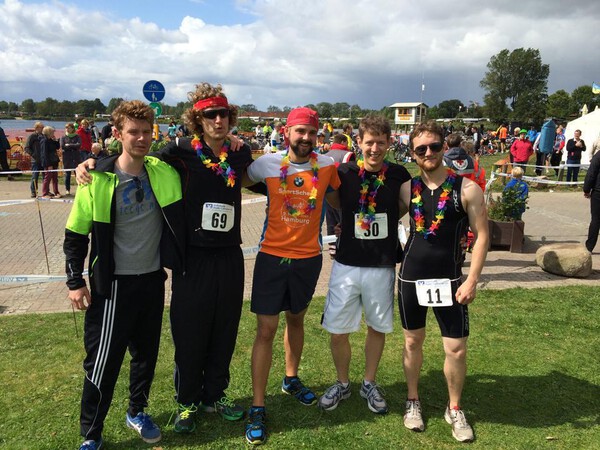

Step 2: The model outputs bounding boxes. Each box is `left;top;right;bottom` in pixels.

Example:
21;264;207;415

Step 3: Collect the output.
487;185;528;252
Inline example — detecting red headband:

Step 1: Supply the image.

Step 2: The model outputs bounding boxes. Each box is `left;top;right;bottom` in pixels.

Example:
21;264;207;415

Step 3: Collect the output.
193;96;229;111
286;107;319;129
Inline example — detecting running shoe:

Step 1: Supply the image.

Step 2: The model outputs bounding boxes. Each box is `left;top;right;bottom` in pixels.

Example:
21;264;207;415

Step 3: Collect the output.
318;381;351;411
126;411;161;443
202;395;244;421
359;381;388;414
403;399;425;431
79;439;102;450
281;376;317;406
174;403;198;433
444;405;474;442
245;406;266;445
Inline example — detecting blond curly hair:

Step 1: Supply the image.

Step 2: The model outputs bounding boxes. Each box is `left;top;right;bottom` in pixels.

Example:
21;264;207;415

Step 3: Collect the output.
182;82;238;136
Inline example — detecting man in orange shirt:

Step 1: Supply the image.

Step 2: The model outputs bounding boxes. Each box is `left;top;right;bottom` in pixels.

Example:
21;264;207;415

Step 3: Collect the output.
244;107;340;445
497;122;508;153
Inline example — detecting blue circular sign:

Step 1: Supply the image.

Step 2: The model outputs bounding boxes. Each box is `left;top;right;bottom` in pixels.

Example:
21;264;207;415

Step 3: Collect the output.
143;80;165;102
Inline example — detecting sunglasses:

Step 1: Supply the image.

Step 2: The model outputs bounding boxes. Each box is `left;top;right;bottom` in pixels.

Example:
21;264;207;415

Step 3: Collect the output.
133;177;144;203
413;142;444;157
202;108;229;120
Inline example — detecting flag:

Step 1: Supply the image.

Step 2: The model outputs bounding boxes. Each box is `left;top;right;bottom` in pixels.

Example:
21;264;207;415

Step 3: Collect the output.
593;82;600;94
421;83;425;92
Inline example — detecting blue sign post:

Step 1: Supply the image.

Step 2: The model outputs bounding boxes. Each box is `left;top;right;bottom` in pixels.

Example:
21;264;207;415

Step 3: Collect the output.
143;80;166;103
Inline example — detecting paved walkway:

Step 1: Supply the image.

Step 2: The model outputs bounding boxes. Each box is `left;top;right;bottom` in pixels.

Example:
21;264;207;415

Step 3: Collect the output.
0;178;598;315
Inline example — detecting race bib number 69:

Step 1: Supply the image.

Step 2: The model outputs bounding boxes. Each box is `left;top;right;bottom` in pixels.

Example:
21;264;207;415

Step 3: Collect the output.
415;278;453;307
201;202;234;232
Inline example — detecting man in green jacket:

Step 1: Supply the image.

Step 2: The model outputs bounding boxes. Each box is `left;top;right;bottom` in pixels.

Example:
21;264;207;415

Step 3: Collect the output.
64;100;184;450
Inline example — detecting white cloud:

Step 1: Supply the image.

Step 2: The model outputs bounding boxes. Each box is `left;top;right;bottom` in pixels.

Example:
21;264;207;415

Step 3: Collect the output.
0;0;598;110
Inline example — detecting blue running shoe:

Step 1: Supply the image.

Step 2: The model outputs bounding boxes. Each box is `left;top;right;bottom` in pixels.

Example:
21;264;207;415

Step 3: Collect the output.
245;406;267;445
281;376;317;406
79;438;102;450
126;411;162;443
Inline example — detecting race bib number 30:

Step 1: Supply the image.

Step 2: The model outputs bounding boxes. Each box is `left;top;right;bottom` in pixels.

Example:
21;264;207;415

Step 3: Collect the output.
354;213;388;240
201;202;234;232
415;279;453;307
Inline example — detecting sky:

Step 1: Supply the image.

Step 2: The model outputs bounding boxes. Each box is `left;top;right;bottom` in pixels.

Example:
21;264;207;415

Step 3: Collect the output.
1;0;599;111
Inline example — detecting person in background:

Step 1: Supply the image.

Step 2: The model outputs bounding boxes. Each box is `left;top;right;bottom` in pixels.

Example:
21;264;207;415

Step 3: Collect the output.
591;133;600;158
77;119;93;160
39;126;61;199
583;149;600;252
100;117;114;148
24;121;44;197
527;126;538;144
167;121;178;139
91;142;108;159
60;122;82;196
550;125;566;176
0;124;15;180
270;122;282;151
565;129;586;183
343;123;354;151
497;122;508;153
510;129;533;174
503;166;529;220
323;134;355;258
89;119;100;143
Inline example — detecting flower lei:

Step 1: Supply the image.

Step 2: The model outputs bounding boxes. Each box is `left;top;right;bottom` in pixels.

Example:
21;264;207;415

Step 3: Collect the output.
411;169;456;239
191;135;236;187
355;158;388;230
279;150;319;217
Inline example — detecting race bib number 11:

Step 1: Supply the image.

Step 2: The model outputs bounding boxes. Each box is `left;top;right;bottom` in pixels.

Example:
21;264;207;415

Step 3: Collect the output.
415;278;453;307
201;202;234;232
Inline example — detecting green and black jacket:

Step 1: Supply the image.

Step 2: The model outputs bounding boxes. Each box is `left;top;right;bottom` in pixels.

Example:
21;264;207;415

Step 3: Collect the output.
64;155;185;298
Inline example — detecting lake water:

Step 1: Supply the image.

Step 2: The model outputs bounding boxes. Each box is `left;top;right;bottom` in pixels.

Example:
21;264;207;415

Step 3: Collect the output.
0;119;168;139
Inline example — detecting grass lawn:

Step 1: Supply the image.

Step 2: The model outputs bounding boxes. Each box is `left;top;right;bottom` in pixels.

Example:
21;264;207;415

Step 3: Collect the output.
1;286;599;449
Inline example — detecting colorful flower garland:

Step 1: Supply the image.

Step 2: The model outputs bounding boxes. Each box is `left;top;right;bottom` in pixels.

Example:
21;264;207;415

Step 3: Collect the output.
191;135;236;187
411;169;456;239
355;158;388;230
279;150;319;217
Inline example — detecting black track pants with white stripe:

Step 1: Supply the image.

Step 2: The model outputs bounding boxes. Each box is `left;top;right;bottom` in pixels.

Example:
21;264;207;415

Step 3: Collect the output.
79;270;165;441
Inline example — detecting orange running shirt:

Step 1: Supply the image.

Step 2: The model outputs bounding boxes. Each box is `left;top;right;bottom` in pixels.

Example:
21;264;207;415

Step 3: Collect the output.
247;152;341;259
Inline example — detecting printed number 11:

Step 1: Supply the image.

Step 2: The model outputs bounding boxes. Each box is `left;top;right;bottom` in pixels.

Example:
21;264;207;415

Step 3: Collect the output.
426;288;442;304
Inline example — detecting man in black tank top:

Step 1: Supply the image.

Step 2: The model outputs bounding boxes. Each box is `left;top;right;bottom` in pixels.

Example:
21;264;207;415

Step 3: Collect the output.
398;121;489;442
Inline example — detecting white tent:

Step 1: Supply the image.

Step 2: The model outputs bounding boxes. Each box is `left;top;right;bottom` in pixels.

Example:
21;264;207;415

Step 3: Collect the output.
563;108;600;165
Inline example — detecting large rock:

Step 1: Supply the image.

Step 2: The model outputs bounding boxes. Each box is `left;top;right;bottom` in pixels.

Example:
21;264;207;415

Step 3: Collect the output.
536;243;592;278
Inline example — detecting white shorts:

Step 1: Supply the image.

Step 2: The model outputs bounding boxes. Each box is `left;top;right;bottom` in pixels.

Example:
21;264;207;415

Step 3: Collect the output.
322;261;395;334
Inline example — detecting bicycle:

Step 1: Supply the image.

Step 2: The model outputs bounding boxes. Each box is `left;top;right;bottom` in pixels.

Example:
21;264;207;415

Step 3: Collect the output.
390;141;410;164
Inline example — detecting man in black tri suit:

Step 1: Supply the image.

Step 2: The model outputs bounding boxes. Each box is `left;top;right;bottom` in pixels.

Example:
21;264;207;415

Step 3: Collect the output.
398;121;489;443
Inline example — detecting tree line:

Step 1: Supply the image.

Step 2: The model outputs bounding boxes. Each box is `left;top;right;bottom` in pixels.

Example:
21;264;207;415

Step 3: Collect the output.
1;48;597;126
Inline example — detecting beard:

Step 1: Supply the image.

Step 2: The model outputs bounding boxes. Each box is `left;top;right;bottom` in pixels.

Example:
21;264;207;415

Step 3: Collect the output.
416;155;443;172
289;139;314;159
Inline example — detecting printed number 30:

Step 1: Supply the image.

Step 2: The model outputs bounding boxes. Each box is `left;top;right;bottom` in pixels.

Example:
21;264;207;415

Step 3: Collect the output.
364;223;379;237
